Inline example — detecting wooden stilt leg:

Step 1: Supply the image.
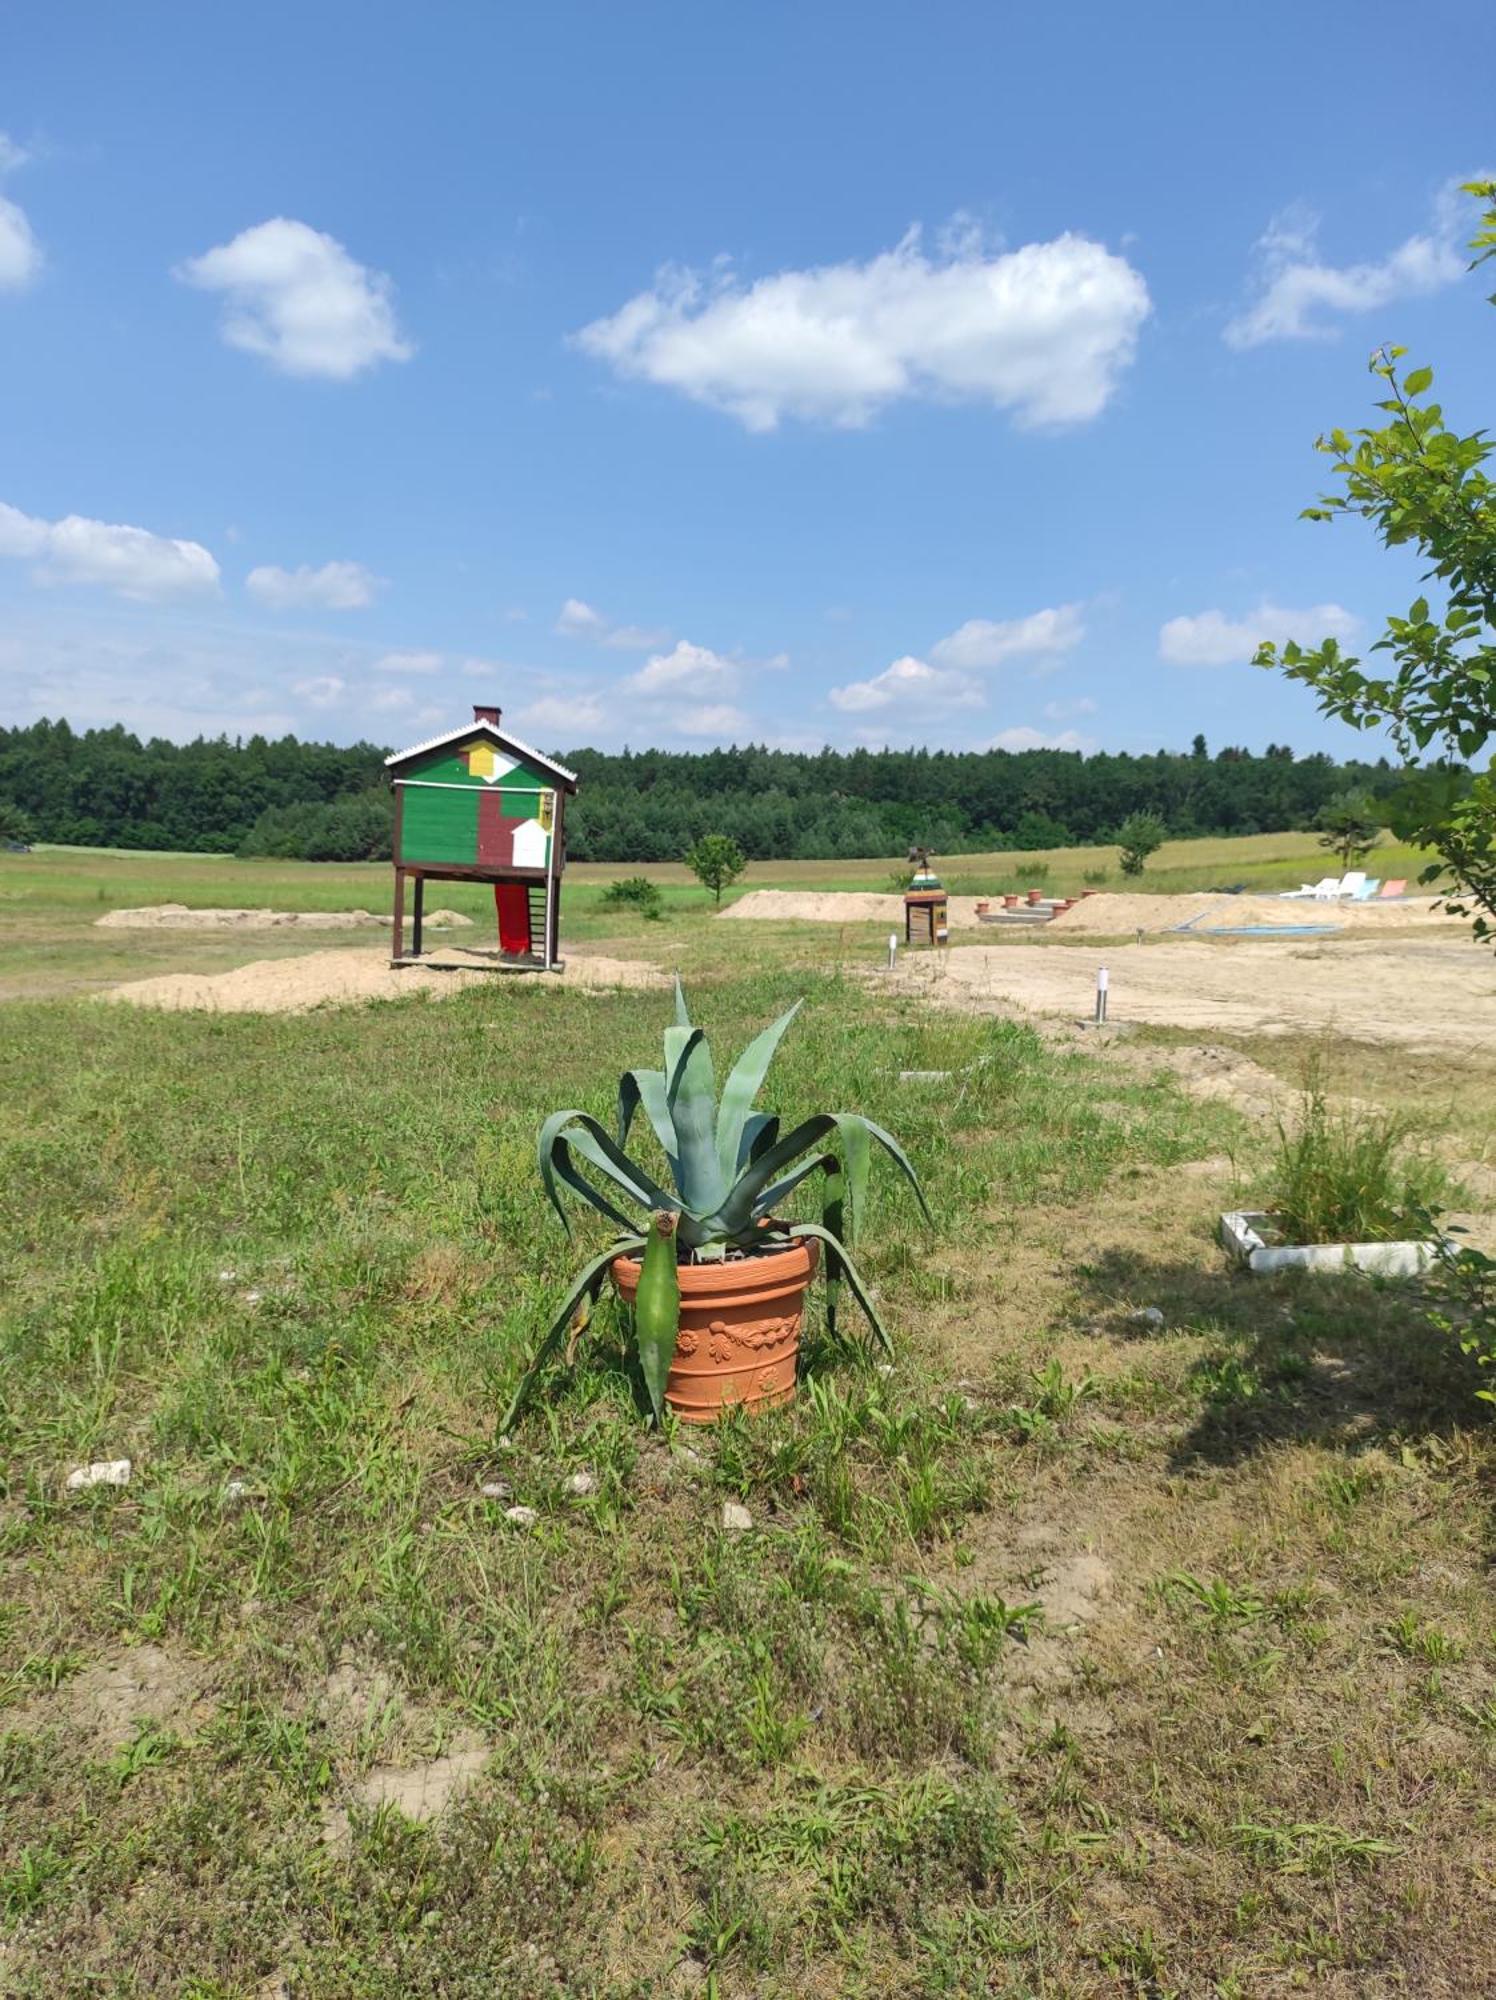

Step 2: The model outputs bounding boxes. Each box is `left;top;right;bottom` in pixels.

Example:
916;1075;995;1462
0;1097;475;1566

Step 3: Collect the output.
412;875;424;958
392;867;406;964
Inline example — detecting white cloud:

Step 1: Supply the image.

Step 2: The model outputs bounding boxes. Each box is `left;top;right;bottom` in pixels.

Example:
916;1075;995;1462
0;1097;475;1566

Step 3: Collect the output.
0;196;40;292
1159;601;1358;667
293;675;347;708
175;218;413;380
678;703;751;736
575;221;1150;431
989;725;1092;752
930;603;1085;670
555;596;670;649
370;686;413;712
626;638;737;697
0;499;219;600
606;621;671;650
1043;695;1096;720
555;596;607;638
0;135;39;293
828;654;984;714
1224;181;1473;348
515;693;607;735
246;559;380;610
373;648;442;675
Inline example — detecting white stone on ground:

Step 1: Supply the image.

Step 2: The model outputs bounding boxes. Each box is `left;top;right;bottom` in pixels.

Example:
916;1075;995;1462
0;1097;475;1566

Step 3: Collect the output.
721;1502;753;1533
65;1458;131;1491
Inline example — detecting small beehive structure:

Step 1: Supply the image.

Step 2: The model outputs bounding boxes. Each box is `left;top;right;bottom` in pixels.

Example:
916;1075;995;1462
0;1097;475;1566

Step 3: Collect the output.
902;850;948;949
384;703;578;969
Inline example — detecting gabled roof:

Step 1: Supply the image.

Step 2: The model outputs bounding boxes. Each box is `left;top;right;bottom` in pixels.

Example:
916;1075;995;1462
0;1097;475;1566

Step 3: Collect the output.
384;719;578;791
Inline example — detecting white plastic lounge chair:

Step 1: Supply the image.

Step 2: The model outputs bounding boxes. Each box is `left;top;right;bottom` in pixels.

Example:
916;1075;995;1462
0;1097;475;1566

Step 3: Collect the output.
1338;872;1368;899
1311;876;1342;900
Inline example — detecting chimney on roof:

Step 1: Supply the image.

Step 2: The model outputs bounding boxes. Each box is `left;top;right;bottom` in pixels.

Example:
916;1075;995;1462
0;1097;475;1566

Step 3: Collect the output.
473;702;502;726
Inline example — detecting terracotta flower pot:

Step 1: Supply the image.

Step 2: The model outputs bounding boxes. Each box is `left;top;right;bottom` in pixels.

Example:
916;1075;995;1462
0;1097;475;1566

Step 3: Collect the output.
1003;894;1020;908
975;899;990;915
1026;887;1043;905
611;1236;820;1424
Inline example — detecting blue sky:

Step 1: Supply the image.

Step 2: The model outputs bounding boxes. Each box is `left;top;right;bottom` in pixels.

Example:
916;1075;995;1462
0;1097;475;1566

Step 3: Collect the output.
2;0;1492;760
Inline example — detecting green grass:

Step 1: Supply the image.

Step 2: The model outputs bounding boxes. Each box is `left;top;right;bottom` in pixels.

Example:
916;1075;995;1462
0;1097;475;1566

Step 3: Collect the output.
1;850;1493;1993
1261;1068;1453;1245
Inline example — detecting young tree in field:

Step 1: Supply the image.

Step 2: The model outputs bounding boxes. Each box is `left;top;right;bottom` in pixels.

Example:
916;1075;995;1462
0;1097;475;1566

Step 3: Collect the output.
685;832;746;903
1116;811;1166;877
1314;790;1381;872
1256;180;1496;949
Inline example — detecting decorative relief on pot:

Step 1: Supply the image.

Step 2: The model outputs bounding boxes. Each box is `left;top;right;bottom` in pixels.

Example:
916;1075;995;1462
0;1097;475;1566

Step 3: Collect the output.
704;1314;798;1353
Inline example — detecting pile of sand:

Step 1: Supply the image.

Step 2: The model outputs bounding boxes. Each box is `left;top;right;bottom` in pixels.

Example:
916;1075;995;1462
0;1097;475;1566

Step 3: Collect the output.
101;947;667;1015
723;890;986;927
96;904;473;932
1049;891;1452;936
883;936;1496;1055
721;887;1455;936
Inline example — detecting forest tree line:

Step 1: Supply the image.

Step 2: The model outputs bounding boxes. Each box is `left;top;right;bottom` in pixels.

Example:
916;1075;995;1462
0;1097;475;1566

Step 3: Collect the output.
0;716;1404;861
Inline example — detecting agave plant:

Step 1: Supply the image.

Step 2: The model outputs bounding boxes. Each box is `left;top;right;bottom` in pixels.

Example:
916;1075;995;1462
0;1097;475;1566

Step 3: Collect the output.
503;980;928;1426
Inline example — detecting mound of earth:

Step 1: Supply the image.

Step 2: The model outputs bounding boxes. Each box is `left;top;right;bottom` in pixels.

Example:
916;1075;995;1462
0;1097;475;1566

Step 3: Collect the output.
96;903;473;931
101;947;668;1014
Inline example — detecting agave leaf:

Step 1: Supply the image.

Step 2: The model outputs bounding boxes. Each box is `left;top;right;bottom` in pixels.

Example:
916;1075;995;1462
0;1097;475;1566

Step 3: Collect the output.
709;1113;837;1236
821;1161;846;1339
740;1113;780;1170
550;1136;640;1233
786;1221;892;1355
618;1067;680;1177
673;974;692;1028
633;1211;681;1427
539;1109;675;1233
831;1113;872;1248
714;1000;802;1183
665;1027;726;1215
500;1235;645;1430
857;1117;932;1227
752;1149;837;1219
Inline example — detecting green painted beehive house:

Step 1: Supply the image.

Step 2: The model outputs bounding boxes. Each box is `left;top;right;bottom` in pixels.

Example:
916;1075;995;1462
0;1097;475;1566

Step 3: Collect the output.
385;703;579;969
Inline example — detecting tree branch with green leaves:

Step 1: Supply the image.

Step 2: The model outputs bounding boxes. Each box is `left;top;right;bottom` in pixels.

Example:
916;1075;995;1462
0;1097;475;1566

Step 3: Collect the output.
1255;179;1496;947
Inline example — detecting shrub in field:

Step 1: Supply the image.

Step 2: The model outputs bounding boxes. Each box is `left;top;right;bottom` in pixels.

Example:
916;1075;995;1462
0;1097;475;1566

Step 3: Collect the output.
1425;1233;1496;1402
1315;790;1382;873
1015;861;1050;884
601;876;664;918
1262;1071;1449;1245
685;833;746;904
1117;812;1167;877
506;981;928;1427
1083;867;1109;885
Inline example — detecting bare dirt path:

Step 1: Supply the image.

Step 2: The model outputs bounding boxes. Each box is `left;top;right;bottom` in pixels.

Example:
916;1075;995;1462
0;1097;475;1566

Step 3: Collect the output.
882;936;1496;1056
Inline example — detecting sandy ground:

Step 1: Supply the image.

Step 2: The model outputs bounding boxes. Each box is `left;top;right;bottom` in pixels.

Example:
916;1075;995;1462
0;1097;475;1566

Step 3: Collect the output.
883;936;1496;1056
101;947;668;1014
723;887;1454;935
96;903;472;931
